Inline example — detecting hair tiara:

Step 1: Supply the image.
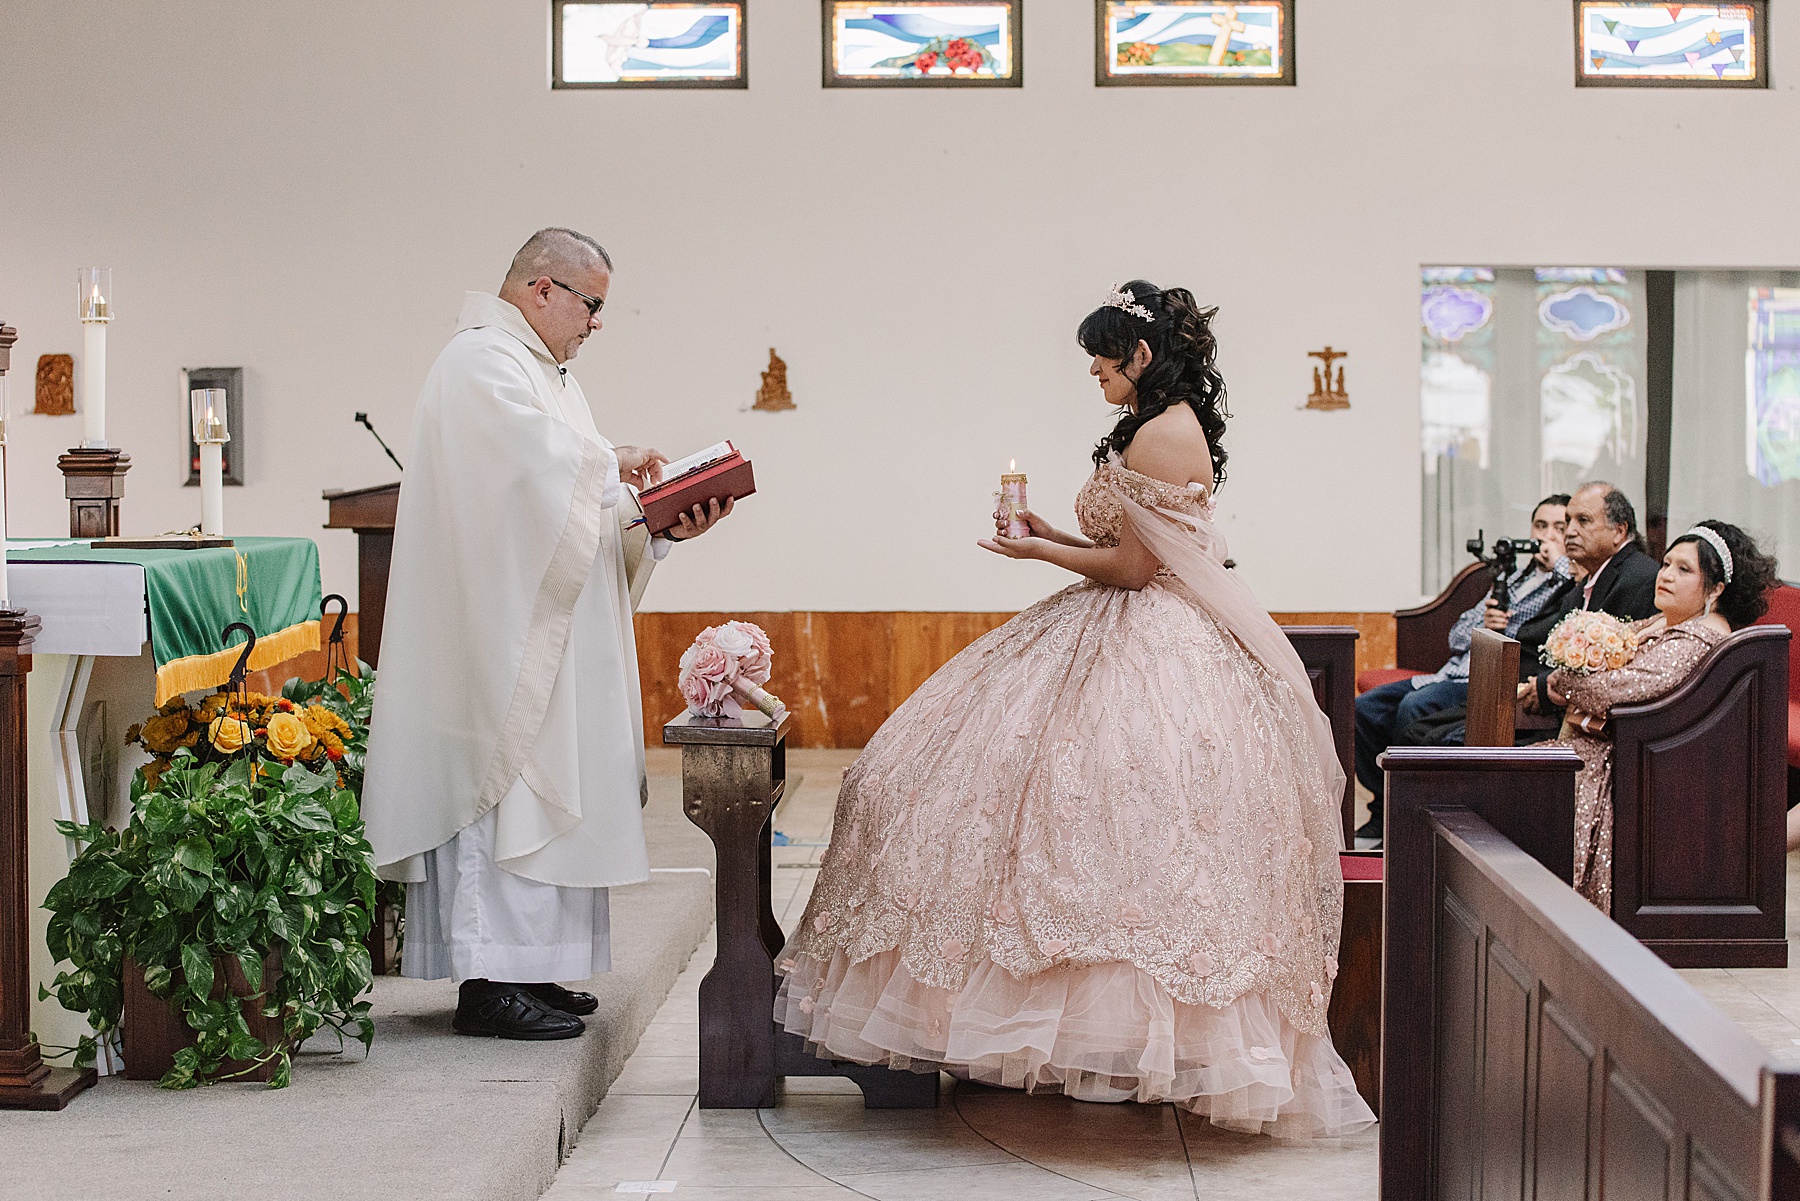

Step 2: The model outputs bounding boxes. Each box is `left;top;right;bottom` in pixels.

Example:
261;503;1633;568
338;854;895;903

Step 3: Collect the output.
1104;283;1155;322
1685;525;1733;584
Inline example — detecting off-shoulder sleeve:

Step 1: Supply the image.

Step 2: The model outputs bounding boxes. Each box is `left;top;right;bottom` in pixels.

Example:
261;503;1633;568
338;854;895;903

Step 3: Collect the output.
1107;465;1207;515
1562;629;1715;718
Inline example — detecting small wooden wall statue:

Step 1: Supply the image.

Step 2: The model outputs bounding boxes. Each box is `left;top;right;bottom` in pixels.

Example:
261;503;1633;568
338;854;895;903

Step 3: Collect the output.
753;349;795;411
35;355;74;416
1305;346;1350;410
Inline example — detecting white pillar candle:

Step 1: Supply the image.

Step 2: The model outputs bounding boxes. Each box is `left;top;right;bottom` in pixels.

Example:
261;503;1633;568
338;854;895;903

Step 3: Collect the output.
0;446;9;607
78;269;113;449
81;319;106;447
199;442;225;536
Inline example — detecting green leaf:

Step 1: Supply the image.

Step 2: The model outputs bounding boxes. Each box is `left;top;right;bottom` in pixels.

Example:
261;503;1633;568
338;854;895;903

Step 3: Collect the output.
236;951;263;994
180;943;215;1001
142;962;175;996
173;836;215;877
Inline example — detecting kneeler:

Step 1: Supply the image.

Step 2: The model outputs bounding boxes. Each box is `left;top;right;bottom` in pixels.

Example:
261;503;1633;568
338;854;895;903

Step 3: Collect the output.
664;711;938;1109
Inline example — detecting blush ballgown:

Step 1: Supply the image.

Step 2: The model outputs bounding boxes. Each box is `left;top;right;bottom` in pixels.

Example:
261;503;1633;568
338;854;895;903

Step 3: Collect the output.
775;458;1376;1139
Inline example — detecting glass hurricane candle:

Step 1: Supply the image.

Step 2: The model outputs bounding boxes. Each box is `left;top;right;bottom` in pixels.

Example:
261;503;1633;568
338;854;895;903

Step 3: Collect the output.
190;387;230;536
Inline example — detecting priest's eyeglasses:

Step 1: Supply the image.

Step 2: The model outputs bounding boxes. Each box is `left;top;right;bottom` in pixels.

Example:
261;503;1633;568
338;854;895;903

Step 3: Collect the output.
550;278;605;317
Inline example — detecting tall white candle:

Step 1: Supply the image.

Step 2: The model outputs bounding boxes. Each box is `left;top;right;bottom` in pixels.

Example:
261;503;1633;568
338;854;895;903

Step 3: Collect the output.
199;443;224;536
81;321;106;447
192;387;228;536
79;269;112;448
0;445;9;607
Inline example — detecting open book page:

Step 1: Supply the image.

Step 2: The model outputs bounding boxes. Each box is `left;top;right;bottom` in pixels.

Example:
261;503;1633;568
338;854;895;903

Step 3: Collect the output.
650;441;735;490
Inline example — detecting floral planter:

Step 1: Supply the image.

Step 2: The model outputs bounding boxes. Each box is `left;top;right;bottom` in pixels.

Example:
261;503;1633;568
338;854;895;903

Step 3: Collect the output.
122;952;286;1083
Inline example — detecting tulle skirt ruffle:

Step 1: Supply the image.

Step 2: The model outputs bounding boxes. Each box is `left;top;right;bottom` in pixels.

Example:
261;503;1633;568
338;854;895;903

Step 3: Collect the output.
777;947;1376;1140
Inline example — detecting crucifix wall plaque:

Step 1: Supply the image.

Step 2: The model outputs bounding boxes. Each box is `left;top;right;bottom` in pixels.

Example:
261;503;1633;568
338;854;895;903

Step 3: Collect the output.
1305;346;1349;410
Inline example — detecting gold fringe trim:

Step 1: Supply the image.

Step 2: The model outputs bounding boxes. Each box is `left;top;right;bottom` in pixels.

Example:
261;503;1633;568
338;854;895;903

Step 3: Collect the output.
153;620;322;707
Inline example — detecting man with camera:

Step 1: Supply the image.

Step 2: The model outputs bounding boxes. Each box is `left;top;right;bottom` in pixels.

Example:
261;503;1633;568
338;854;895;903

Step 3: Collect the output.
1352;494;1573;846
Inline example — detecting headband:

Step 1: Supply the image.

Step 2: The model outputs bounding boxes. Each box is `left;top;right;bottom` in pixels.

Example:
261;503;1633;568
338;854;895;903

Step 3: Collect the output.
1685;526;1733;584
1103;283;1155;322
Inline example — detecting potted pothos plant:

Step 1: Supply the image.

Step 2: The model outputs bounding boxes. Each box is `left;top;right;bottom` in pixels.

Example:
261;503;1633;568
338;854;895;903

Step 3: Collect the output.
41;669;379;1089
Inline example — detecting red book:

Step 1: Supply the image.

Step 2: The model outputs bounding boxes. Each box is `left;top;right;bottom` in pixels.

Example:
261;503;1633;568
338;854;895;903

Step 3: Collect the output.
638;442;756;536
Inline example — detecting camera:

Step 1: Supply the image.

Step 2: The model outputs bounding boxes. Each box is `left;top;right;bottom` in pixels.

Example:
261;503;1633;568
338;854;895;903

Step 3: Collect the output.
1465;531;1542;609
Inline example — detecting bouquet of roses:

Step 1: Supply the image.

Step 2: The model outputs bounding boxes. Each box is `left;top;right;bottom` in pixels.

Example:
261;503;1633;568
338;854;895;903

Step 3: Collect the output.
678;620;786;720
1541;609;1639;676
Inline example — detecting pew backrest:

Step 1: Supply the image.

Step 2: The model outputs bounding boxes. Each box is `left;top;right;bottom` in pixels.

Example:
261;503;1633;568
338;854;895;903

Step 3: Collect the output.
1466;629;1521;748
1396;561;1493;674
1609;624;1791;967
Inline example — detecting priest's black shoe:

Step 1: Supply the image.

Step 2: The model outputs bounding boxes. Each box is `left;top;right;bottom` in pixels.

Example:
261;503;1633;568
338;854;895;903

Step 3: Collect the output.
453;980;585;1040
523;981;600;1016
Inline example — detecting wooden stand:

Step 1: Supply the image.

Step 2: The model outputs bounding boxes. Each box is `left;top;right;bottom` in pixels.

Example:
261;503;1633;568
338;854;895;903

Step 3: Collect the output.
322;483;398;667
664;710;938;1109
0;611;97;1109
57;448;131;539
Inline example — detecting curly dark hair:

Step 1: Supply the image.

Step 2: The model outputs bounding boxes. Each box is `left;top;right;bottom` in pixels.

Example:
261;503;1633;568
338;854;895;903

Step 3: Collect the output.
1079;280;1230;489
1667;519;1780;629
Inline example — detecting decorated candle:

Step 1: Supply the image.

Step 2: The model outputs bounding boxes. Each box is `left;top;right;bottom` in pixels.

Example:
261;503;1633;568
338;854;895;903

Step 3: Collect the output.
1000;461;1028;539
79;267;112;448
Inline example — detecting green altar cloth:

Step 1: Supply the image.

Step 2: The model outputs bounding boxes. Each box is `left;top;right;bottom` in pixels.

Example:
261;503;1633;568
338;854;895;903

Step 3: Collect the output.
8;536;323;705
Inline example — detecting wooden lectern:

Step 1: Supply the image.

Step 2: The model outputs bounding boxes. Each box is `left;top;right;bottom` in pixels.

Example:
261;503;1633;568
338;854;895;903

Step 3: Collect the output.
322;483;398;667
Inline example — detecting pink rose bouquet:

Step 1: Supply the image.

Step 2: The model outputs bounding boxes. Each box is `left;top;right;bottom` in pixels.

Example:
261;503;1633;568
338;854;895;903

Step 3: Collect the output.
1541;610;1638;676
678;621;785;719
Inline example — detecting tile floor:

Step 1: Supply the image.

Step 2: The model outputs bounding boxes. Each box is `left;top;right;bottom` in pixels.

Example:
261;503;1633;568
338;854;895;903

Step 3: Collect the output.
1677;855;1800;1065
542;750;1379;1200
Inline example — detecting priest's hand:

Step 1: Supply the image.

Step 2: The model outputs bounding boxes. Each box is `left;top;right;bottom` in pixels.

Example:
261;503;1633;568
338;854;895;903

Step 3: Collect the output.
668;496;734;541
617;446;668;490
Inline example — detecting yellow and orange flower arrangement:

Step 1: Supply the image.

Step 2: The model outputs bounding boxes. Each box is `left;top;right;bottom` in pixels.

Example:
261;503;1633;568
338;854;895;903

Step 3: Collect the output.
127;690;355;791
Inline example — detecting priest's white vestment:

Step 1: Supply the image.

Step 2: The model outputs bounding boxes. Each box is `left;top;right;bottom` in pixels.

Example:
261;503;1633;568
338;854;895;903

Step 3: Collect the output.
362;292;664;982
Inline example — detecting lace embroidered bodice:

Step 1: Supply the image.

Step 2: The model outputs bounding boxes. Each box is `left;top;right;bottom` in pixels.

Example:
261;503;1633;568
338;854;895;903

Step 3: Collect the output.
1075;459;1212;548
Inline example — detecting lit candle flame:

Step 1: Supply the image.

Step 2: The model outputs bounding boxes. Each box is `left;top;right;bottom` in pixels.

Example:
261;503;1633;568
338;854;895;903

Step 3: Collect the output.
1009;459;1016;472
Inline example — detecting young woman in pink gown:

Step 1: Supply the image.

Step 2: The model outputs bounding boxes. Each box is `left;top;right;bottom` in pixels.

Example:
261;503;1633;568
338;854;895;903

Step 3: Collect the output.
776;282;1376;1138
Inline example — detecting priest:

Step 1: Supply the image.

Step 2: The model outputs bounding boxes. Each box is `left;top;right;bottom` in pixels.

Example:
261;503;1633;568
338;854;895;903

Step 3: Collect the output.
363;227;730;1039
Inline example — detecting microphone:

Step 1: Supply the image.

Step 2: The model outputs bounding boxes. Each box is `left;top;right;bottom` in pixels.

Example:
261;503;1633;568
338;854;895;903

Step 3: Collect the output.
355;412;405;474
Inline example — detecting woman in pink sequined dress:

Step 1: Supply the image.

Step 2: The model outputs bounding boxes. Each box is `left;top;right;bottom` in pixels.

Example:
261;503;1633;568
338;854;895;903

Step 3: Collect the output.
776;282;1376;1138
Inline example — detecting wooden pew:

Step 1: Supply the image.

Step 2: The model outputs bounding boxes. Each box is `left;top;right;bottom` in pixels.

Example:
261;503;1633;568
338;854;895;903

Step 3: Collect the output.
1283;625;1359;843
1610;625;1791;968
1357;561;1492;693
1381;746;1800;1201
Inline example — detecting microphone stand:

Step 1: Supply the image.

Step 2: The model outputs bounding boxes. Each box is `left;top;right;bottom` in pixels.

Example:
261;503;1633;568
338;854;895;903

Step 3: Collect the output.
355;412;404;474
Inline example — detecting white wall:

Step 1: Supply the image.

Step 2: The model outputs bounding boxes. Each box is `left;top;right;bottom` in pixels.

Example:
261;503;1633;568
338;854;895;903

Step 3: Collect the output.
3;0;1797;613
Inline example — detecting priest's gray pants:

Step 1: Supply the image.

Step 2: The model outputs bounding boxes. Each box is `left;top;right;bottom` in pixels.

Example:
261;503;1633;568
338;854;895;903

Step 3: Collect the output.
403;807;611;983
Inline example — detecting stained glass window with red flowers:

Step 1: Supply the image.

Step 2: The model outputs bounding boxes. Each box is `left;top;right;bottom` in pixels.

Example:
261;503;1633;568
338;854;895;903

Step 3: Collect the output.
823;2;1022;87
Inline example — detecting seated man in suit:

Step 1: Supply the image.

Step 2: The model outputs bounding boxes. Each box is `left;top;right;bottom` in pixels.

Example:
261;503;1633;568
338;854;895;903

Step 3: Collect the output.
1391;480;1662;760
1353;493;1572;845
1517;480;1661;713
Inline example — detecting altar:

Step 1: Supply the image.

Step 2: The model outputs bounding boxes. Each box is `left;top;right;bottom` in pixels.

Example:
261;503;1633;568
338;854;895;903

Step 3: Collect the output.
5;537;323;1070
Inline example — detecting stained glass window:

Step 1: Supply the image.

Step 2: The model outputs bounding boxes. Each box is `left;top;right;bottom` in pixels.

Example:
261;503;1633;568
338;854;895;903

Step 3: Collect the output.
1748;288;1800;485
1096;1;1293;86
553;1;747;88
823;2;1022;87
1420;267;1648;593
1575;2;1766;87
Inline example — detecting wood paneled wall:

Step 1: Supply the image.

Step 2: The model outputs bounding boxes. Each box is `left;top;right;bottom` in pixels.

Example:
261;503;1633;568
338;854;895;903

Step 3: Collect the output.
635;610;1397;749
